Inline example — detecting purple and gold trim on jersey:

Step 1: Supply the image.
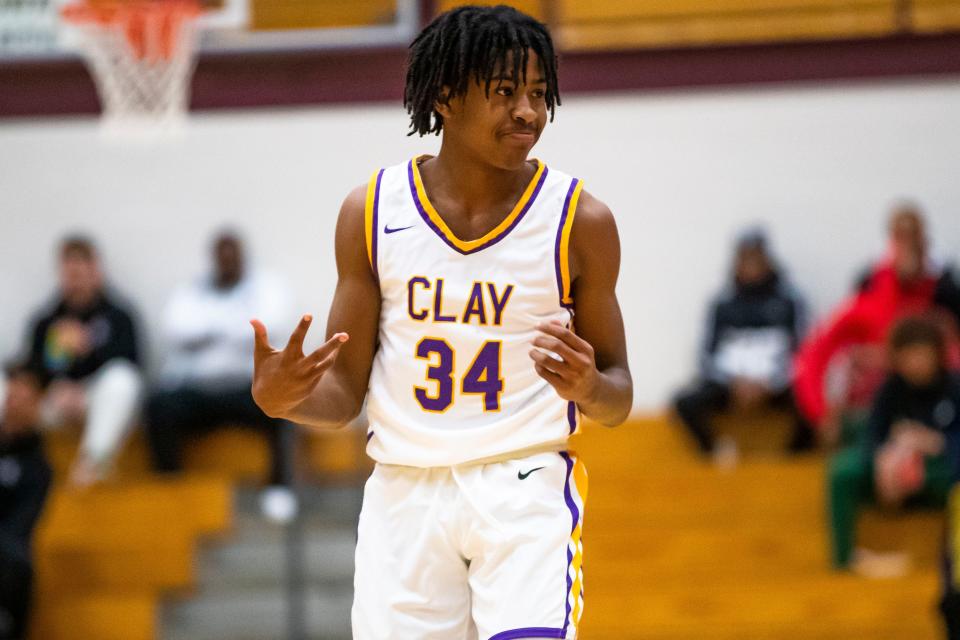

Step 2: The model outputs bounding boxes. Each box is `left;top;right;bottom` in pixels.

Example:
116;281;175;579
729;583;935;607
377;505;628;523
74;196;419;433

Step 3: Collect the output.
567;401;580;436
486;454;587;640
554;178;582;309
407;155;549;255
561;451;588;638
364;169;385;279
489;628;567;639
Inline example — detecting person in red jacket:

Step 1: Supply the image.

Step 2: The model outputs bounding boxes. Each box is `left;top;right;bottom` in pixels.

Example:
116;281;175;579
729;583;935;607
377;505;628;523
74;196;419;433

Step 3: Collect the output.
794;205;940;445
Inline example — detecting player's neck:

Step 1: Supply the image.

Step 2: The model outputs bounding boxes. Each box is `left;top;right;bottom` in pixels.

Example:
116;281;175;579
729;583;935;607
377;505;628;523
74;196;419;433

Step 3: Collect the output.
428;144;532;215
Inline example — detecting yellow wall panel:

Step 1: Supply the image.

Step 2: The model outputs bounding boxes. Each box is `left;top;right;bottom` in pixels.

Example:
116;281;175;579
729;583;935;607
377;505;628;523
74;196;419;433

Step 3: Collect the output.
251;0;398;30
560;0;893;22
559;6;897;50
912;2;960;31
437;0;547;21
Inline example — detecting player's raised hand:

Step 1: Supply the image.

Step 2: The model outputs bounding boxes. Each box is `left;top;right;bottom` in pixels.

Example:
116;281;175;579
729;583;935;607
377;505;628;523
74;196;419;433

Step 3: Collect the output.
529;320;600;404
250;314;349;419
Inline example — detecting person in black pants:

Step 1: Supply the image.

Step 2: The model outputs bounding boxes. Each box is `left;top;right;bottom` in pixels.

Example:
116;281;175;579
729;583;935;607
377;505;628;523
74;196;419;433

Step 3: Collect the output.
0;363;52;640
673;229;811;457
147;386;292;486
145;231;296;521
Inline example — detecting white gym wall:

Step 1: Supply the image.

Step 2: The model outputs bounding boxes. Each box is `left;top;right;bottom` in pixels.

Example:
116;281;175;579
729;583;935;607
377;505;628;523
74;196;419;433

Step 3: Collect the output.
1;77;959;411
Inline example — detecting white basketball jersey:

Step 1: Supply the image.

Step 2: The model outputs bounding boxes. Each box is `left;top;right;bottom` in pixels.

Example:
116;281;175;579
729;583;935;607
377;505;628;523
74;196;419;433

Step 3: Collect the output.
363;155;583;467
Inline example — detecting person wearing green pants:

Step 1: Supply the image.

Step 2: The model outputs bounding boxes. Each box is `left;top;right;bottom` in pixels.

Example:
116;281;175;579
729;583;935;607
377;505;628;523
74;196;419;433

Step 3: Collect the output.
829;442;951;568
827;316;960;570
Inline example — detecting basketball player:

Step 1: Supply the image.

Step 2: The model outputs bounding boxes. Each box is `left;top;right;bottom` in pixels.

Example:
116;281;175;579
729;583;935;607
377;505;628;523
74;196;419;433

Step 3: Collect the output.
250;6;632;638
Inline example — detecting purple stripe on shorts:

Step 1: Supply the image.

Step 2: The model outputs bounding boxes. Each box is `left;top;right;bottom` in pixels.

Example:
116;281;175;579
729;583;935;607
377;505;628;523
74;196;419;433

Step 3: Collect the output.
407;159;548;255
365;431;374;443
371;168;384;281
554;178;579;309
488;627;566;640
559;451;579;637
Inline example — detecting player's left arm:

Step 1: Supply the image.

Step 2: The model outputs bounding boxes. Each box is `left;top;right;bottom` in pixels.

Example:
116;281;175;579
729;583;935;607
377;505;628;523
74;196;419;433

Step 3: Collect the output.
530;190;633;427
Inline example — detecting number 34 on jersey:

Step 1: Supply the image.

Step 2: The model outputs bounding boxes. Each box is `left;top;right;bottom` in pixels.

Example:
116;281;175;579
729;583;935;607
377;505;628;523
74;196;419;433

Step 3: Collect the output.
407;276;514;414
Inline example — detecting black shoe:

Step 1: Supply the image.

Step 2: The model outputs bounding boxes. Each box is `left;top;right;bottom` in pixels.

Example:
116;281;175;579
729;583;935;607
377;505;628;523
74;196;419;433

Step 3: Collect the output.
787;424;816;453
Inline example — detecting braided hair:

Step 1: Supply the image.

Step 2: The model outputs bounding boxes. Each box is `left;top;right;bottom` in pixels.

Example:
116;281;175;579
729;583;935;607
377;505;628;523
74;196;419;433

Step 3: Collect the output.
403;4;560;137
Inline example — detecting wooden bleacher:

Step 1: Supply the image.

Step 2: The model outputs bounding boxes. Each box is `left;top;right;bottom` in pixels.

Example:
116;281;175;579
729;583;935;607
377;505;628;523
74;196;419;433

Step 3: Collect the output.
572;417;943;638
30;423;368;640
30;414;944;638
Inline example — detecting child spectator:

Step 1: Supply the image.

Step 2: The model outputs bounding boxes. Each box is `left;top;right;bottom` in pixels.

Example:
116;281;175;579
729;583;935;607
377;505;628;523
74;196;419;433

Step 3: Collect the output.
828;316;960;571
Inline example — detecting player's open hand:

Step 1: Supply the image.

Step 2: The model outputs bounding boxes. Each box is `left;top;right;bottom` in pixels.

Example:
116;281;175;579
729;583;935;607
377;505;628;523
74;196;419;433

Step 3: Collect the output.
530;320;599;405
251;314;349;419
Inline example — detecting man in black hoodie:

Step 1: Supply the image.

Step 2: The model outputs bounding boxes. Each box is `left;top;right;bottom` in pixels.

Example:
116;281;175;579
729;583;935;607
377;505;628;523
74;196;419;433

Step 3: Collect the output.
673;229;810;457
22;236;143;487
0;362;52;640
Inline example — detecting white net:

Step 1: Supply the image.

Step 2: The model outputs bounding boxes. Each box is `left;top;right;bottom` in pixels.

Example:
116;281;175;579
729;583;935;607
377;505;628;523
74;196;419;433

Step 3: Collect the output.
63;2;202;137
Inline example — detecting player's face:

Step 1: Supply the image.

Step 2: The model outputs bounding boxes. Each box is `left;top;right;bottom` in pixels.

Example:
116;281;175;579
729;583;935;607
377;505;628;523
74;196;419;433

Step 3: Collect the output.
443;50;548;170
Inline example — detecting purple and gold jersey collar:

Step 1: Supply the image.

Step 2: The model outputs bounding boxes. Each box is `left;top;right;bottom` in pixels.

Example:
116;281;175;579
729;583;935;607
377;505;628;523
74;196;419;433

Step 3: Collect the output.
407;155;549;255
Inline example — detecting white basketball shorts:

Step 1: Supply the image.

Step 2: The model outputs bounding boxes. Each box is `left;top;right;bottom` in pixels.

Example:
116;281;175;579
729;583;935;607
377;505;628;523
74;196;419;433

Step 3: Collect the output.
351;450;588;640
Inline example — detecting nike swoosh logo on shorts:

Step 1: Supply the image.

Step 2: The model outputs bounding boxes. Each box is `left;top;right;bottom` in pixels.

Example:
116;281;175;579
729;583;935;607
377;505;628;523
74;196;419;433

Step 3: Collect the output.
384;224;415;234
518;466;545;480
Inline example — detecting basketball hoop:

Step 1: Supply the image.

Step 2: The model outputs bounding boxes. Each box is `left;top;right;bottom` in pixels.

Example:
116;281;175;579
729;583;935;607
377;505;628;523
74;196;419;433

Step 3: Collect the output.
61;0;203;138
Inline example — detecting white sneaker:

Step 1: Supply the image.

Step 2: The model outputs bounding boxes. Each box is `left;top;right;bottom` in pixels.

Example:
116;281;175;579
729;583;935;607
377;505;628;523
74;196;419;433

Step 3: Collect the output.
260;486;299;525
712;435;740;472
851;547;911;579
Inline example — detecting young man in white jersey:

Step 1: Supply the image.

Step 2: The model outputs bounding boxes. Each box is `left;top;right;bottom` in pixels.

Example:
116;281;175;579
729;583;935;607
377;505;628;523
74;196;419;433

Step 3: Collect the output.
250;6;632;638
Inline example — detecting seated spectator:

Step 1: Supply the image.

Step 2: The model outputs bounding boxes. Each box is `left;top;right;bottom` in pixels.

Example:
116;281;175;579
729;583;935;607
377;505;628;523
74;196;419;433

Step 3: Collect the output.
0;362;53;640
22;236;143;487
794;205;941;446
146;231;296;522
673;228;810;461
827;317;960;572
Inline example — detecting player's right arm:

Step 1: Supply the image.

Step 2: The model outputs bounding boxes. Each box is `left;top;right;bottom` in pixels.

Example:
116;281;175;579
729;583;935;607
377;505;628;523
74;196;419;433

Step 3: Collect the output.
250;185;381;429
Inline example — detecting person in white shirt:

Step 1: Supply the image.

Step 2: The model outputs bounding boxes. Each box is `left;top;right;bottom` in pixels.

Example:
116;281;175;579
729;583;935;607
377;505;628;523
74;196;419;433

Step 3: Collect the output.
145;231;295;520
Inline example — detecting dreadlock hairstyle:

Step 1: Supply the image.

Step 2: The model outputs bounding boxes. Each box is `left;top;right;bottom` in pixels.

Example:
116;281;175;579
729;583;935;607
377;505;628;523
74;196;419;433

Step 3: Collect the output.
404;5;560;137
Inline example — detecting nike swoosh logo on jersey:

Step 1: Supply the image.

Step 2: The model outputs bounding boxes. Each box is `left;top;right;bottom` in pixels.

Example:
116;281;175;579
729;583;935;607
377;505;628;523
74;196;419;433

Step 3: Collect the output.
518;466;545;480
384;224;415;234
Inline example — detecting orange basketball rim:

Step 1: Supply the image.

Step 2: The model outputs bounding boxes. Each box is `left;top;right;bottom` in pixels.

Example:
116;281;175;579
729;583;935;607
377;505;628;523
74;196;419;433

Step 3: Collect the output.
62;0;203;61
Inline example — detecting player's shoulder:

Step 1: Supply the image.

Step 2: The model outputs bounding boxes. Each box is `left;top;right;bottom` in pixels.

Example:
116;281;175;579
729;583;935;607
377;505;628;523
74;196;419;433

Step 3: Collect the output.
333;182;370;259
574;188;614;224
342;182;368;215
571;187;617;245
341;159;407;217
